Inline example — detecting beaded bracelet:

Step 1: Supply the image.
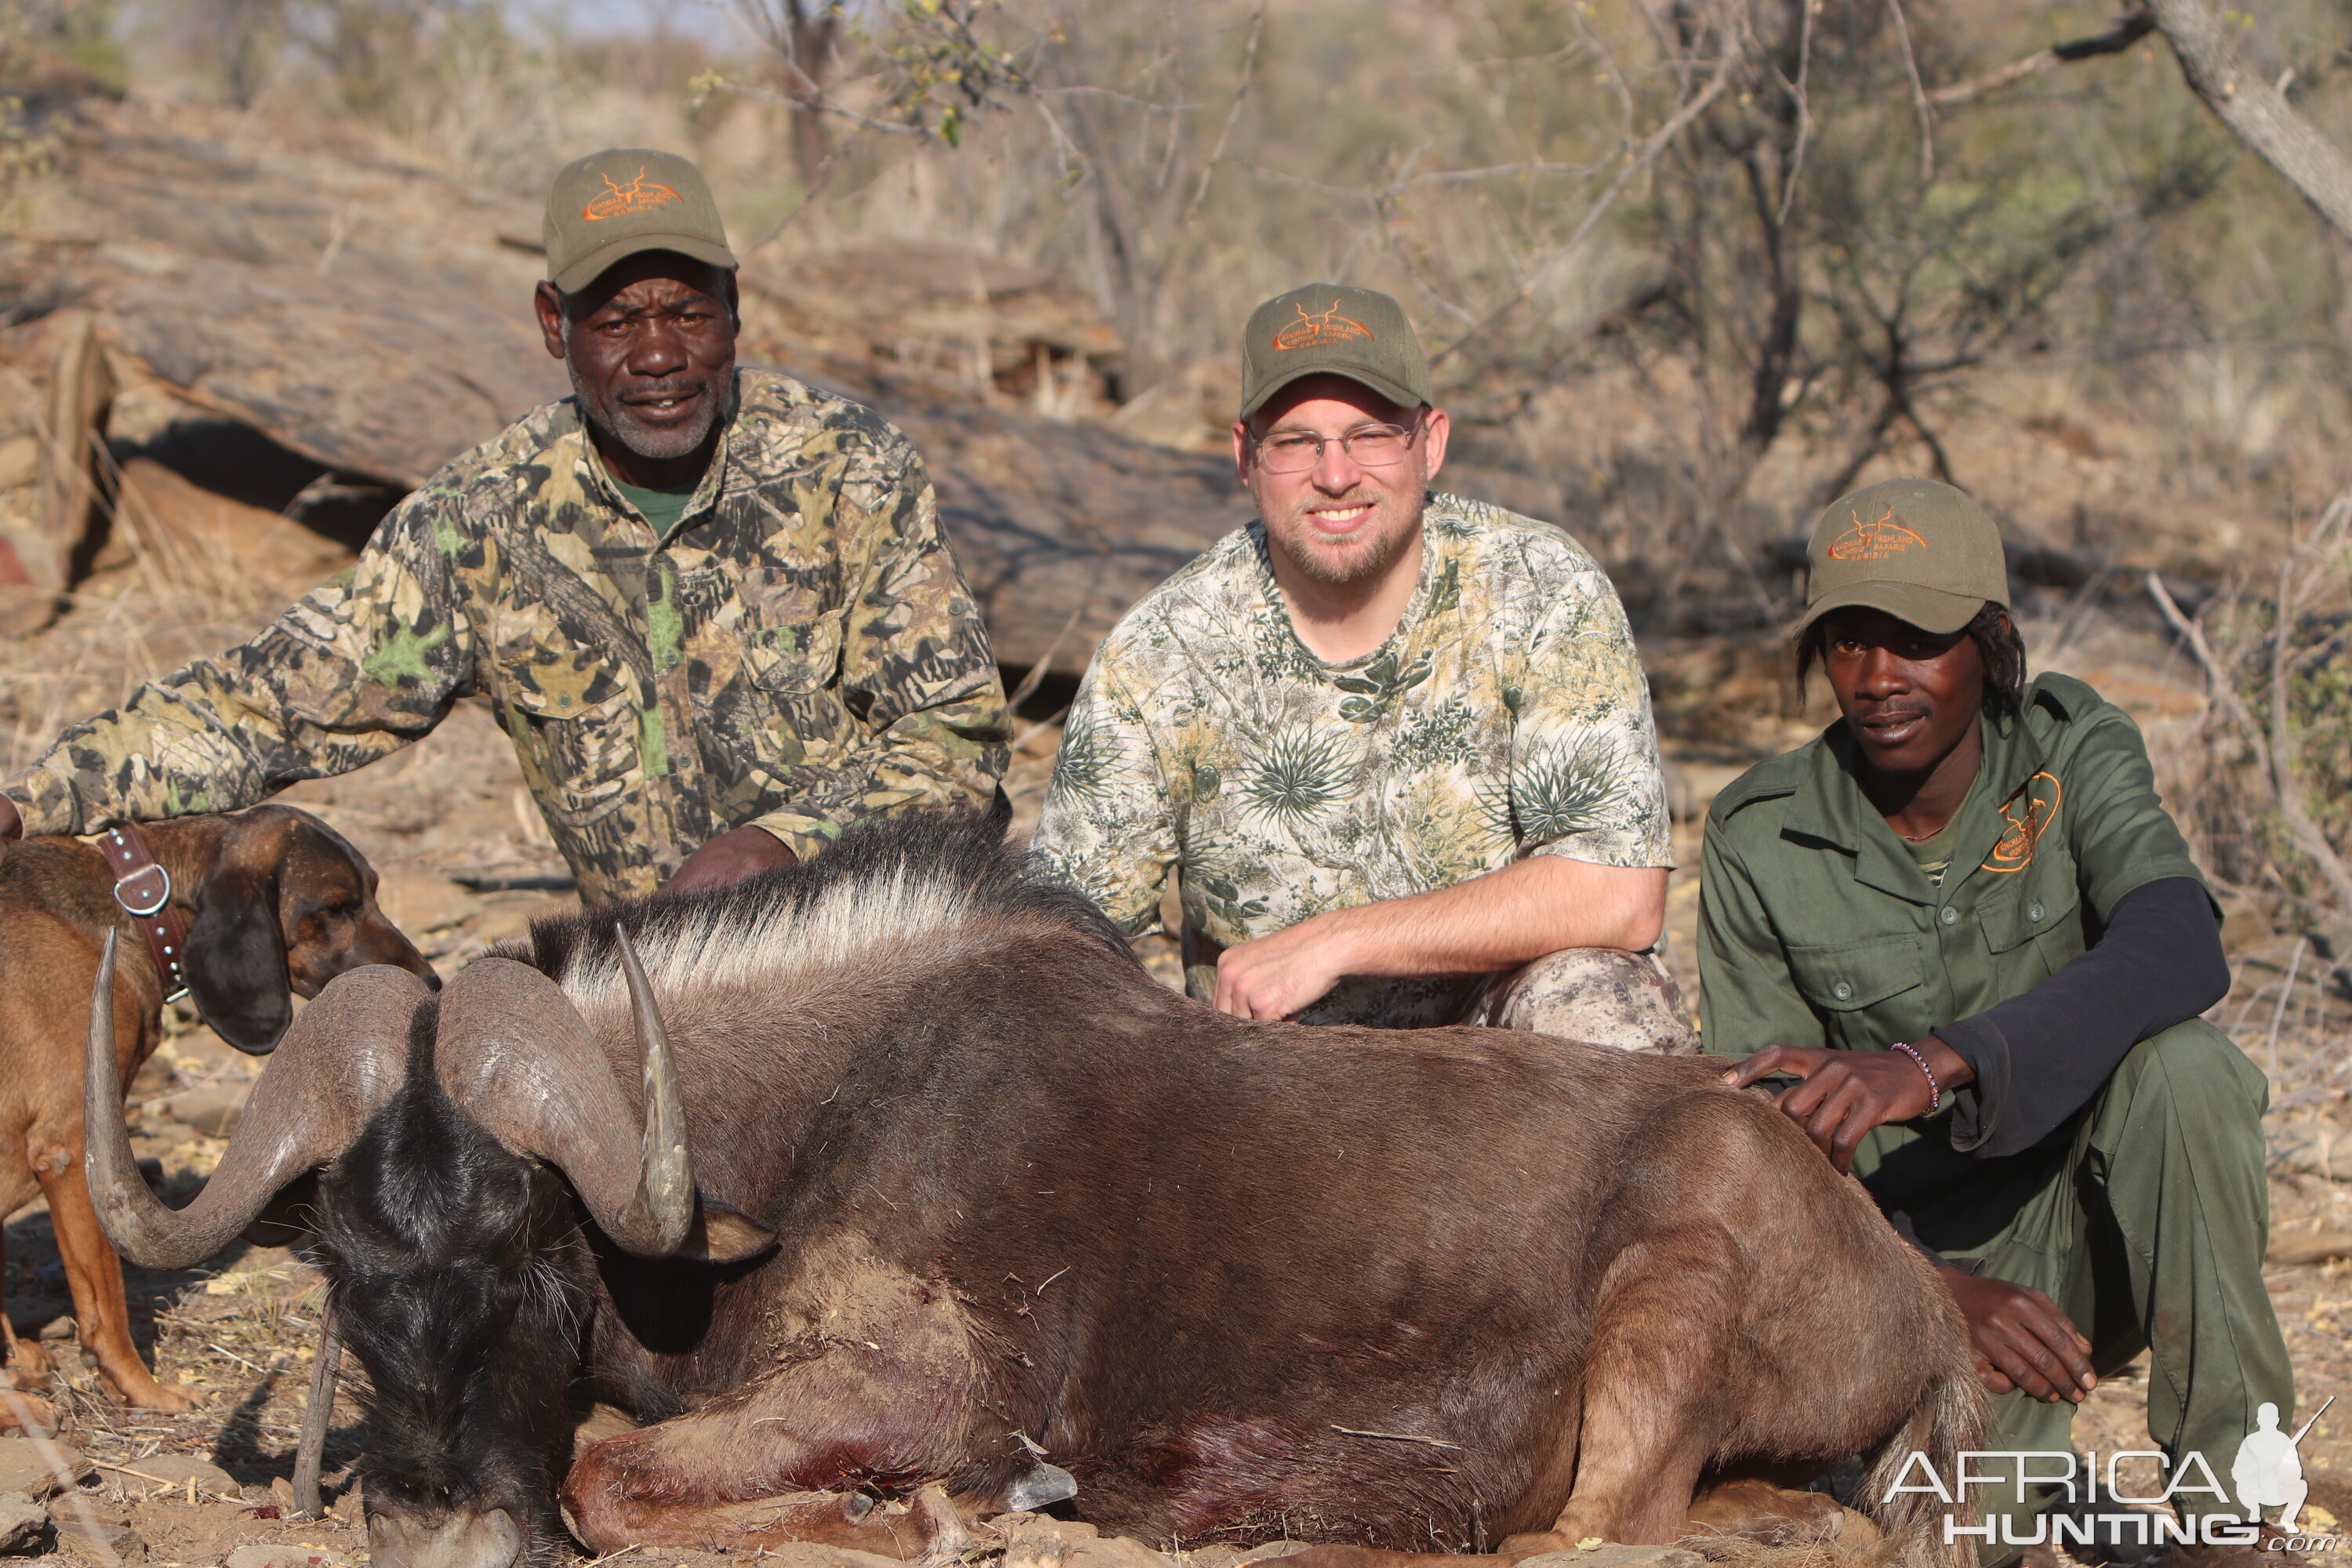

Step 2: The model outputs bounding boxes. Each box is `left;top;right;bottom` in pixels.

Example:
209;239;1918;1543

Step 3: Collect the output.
1890;1040;1944;1115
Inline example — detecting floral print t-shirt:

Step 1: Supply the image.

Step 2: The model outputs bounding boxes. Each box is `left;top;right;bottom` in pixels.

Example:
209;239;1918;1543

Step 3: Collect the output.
1031;492;1672;1026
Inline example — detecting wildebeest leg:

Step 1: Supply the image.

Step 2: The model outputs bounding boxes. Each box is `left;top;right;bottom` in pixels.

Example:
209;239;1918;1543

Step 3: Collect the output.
568;1235;993;1557
1506;1224;1745;1551
562;1382;983;1562
564;1432;978;1565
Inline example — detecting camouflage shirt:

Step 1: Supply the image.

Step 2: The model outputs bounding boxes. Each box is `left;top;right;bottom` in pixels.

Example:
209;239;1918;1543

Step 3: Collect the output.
2;370;1011;904
1030;493;1672;1027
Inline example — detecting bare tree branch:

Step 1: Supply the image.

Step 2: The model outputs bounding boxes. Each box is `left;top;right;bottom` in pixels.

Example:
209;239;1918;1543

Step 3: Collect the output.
2147;570;2352;915
1428;13;1742;370
1175;0;1264;233
1884;0;1934;180
2142;0;2352;245
1773;0;1813;227
1923;12;2154;107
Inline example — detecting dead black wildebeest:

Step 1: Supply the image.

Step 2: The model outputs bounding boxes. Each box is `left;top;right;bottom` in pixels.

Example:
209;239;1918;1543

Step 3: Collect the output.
84;811;1980;1568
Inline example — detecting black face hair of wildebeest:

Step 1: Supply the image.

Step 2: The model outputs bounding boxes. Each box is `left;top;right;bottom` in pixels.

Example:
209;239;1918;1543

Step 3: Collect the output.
81;913;695;1568
86;811;1986;1568
316;997;591;1568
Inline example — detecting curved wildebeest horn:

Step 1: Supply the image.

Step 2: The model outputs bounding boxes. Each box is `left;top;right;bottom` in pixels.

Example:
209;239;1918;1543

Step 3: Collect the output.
85;930;431;1271
430;927;693;1258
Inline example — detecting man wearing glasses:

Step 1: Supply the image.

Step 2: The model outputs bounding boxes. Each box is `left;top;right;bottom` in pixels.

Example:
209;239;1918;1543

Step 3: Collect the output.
1032;285;1686;1043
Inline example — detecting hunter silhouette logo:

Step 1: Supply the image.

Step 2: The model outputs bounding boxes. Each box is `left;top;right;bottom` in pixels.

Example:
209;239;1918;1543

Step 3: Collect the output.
1981;771;2062;874
1273;301;1374;351
1827;505;1929;561
2234;1400;2325;1532
583;168;681;222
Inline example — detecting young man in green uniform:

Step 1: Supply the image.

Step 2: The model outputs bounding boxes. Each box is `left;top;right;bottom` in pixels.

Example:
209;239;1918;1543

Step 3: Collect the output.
1701;478;2296;1566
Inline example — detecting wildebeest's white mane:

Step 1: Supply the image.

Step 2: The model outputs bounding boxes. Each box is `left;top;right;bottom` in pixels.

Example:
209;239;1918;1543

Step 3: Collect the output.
513;812;1135;1028
552;864;982;1017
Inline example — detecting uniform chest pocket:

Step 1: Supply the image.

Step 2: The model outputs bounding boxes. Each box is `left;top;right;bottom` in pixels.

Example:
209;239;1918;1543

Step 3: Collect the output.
1784;934;1925;1013
739;615;845;696
1976;871;2082;956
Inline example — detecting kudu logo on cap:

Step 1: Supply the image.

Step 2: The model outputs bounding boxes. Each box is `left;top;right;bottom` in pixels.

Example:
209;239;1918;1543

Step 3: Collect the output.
1798;477;2009;637
543;148;738;296
1240;284;1431;419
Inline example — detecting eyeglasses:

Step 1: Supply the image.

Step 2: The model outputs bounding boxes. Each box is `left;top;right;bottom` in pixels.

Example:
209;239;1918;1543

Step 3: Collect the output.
1249;416;1421;474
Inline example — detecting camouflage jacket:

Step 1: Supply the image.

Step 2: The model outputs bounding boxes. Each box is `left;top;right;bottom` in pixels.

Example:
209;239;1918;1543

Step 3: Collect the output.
1030;493;1671;1027
2;370;1011;904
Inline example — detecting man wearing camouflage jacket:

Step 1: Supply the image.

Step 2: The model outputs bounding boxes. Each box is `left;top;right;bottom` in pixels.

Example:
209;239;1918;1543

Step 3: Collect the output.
0;149;1010;902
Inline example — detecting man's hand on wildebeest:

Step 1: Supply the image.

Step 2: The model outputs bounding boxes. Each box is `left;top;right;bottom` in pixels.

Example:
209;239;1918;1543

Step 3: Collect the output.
1214;916;1352;1021
1722;1040;1974;1172
1938;1265;2096;1403
663;825;795;895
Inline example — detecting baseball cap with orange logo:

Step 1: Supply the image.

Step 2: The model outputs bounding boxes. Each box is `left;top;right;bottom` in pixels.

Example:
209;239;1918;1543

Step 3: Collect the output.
1239;284;1432;419
1797;477;2009;637
543;148;738;295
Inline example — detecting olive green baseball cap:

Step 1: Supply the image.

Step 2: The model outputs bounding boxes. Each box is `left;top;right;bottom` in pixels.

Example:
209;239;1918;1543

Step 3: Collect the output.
1797;477;2009;637
543;148;737;295
1239;284;1432;419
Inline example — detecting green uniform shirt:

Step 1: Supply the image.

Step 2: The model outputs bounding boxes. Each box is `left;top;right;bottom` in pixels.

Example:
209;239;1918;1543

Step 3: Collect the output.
1699;673;2207;1147
2;370;1011;904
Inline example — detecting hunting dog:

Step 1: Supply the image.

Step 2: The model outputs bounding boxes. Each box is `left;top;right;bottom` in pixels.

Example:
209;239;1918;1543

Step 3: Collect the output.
0;804;434;1431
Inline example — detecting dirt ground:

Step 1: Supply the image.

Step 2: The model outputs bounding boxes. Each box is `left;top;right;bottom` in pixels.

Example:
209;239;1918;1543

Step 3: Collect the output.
3;527;2350;1564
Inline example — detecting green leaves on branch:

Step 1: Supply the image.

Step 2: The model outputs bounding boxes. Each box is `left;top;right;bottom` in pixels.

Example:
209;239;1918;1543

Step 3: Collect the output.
703;0;1028;147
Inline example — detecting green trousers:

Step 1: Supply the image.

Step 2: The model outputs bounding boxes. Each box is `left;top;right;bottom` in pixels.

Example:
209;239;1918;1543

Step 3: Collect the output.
1855;1019;2293;1559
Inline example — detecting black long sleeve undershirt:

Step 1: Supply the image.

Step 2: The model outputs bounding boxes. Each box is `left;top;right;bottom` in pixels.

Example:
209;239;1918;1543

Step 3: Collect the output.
1936;877;2230;1160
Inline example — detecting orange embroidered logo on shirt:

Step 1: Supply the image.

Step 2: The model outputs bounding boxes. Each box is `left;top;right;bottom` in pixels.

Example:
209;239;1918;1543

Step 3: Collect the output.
584;169;681;221
1827;505;1929;561
1981;771;2062;873
1273;302;1374;351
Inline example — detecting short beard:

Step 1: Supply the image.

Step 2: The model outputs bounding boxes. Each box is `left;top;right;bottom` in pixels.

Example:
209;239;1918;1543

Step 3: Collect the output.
566;347;736;463
1261;479;1428;587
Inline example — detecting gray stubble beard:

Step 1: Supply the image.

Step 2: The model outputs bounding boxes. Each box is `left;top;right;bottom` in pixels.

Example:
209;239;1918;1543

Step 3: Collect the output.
566;346;739;463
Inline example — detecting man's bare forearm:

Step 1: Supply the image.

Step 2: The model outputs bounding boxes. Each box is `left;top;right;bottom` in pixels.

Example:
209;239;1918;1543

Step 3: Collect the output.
1313;857;1667;976
1211;855;1668;1021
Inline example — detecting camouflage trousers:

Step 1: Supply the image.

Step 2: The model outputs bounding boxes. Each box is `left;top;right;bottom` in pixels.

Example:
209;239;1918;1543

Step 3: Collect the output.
1471;947;1700;1054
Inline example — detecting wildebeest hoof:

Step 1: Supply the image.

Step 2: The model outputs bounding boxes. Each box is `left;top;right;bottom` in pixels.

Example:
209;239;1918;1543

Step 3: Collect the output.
1003;1461;1078;1512
911;1482;976;1566
366;1505;524;1568
1493;1532;1577;1558
1682;1478;1865;1544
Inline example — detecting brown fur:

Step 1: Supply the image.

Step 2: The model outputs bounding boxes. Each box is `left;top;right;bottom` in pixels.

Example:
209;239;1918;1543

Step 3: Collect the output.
176;815;1977;1567
478;818;1989;1566
0;804;431;1428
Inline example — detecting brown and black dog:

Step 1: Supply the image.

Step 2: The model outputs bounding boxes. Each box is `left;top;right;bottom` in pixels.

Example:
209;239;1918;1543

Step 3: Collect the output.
0;804;435;1431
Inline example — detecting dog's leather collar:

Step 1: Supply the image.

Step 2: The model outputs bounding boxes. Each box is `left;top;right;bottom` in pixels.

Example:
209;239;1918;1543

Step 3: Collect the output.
99;823;190;1003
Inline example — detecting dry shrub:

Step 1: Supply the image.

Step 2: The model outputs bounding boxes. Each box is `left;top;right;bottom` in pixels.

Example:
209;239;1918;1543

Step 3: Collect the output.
2159;498;2352;941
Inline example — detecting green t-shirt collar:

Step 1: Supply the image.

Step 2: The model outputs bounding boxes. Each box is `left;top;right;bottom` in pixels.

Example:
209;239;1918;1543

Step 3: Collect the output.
612;474;701;537
571;385;737;543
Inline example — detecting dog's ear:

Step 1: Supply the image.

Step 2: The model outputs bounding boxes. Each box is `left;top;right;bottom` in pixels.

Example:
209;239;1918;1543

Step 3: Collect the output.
187;861;293;1054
